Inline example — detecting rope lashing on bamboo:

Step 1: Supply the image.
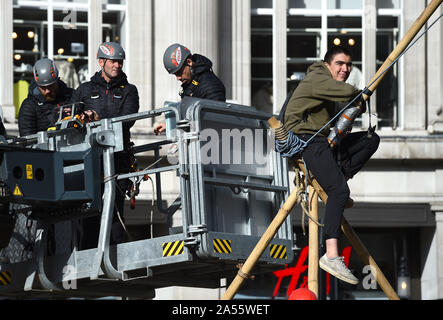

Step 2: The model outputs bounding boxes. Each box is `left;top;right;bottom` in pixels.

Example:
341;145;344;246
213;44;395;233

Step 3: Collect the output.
236;264;255;280
293;165;324;235
274;126;307;158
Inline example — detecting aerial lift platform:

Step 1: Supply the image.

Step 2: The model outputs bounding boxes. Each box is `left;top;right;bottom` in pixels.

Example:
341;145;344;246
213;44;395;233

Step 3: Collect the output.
0;98;294;299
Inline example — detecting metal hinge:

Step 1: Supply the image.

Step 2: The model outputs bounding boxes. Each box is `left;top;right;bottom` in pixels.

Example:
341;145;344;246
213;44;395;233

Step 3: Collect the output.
184;224;208;247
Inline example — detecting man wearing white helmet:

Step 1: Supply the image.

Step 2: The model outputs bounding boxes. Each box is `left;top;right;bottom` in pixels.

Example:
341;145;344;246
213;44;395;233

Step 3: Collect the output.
18;58;74;136
71;42;139;247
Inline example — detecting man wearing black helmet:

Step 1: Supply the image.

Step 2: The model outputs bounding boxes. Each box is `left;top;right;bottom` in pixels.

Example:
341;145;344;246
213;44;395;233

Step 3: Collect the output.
18;58;74;136
155;43;226;135
71;42;140;246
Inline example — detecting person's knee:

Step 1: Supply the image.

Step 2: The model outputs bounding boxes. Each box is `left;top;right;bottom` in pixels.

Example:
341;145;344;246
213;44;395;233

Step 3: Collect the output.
341;183;350;200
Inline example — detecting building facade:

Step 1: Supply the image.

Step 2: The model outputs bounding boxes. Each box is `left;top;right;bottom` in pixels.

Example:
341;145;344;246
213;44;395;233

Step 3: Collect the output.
0;0;442;300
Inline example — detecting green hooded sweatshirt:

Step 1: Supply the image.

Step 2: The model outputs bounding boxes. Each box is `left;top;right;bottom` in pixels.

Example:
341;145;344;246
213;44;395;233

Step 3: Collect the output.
283;62;360;137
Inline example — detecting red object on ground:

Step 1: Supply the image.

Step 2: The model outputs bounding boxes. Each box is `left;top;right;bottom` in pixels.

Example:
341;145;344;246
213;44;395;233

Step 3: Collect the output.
288;288;317;300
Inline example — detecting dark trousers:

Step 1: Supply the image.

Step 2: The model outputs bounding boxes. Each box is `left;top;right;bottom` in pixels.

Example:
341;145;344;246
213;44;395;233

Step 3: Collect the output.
80;154;131;249
300;131;380;240
80;180;128;249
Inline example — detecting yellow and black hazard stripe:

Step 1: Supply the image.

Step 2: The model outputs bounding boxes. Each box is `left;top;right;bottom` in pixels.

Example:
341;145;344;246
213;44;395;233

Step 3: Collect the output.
0;271;11;286
162;241;184;257
269;244;287;260
213;239;232;254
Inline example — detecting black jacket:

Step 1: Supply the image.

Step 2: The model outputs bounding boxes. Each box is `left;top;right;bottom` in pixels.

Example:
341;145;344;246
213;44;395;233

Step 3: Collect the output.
181;54;226;102
18;80;73;136
70;71;140;149
71;71;139;172
0;121;5;137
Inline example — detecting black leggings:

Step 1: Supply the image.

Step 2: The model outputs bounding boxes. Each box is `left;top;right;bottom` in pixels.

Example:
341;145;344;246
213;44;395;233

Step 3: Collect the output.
300;131;380;240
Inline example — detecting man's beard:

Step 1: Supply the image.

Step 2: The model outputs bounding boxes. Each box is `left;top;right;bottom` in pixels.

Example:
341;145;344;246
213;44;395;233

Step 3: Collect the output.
104;69;120;80
44;94;56;102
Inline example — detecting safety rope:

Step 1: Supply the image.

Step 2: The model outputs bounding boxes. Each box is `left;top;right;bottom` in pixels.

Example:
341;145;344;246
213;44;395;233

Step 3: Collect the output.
275;130;307;159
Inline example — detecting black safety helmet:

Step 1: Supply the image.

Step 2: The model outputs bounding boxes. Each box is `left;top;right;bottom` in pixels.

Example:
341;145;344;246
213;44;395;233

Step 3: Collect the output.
33;58;59;87
163;43;192;74
97;42;126;60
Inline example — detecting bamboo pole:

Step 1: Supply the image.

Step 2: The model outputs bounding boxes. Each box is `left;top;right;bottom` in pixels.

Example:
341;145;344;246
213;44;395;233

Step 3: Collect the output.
221;184;301;300
363;0;443;100
341;218;399;300
307;189;319;297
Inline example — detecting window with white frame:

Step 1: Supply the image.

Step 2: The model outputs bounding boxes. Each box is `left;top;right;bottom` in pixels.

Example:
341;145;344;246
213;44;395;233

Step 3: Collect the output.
12;0;127;90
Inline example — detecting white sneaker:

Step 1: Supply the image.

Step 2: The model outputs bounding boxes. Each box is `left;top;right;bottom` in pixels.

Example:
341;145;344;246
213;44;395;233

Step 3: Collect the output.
319;254;359;285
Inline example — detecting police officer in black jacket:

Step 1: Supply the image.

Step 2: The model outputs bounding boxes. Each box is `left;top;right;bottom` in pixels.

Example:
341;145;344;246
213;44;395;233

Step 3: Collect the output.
71;42;140;246
18;58;73;136
155;43;226;135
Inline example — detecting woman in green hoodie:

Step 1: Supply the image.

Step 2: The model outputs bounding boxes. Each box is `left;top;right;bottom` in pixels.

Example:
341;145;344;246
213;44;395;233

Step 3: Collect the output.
284;46;380;285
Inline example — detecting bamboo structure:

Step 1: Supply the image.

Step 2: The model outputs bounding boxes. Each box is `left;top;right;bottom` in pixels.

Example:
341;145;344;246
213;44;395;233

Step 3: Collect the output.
307;189;319;297
221;0;442;301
